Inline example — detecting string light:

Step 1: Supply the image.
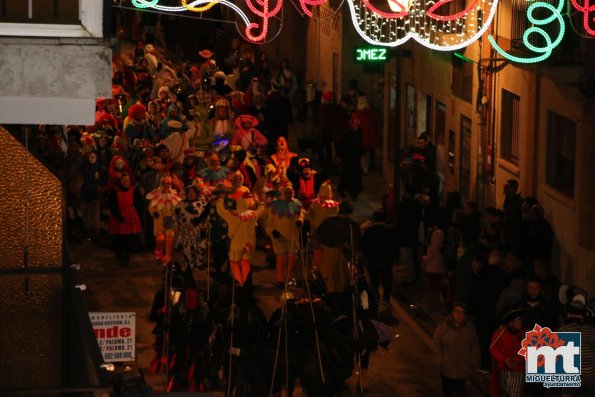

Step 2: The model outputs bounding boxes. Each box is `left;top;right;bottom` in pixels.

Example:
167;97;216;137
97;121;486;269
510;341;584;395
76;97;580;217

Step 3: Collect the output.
299;0;329;17
361;0;408;18
244;0;283;42
488;0;565;63
182;0;219;12
345;0;500;51
131;0;579;65
426;0;479;22
570;0;595;36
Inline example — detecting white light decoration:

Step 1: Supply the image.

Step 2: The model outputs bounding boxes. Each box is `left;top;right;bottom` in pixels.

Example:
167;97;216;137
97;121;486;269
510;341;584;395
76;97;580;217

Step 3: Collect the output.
345;0;500;50
130;0;581;64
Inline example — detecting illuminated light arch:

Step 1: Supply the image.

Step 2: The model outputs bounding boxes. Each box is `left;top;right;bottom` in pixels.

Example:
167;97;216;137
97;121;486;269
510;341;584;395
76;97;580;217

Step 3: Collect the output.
299;0;330;17
243;0;283;42
182;0;219;12
488;0;565;63
570;0;595;36
426;0;479;22
131;0;251;26
345;0;501;51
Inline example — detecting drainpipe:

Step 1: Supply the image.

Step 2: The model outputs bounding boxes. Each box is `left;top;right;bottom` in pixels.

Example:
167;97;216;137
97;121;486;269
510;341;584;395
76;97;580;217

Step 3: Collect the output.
533;75;541;197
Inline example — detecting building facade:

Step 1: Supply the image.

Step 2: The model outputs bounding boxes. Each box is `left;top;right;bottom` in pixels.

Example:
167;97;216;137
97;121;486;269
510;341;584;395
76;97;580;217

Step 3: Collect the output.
381;0;595;294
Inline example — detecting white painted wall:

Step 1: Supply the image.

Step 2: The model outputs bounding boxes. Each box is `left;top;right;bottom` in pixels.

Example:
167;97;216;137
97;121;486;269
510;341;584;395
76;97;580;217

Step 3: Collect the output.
0;37;111;125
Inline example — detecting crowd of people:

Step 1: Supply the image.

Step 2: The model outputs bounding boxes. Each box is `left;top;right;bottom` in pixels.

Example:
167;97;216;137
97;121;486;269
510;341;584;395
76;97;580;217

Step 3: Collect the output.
12;21;594;396
13;33;387;396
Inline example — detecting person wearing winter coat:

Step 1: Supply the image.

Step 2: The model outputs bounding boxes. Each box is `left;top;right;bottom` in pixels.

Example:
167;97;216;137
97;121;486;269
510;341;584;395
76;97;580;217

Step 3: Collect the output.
79;151;105;239
362;210;396;305
433;301;480;397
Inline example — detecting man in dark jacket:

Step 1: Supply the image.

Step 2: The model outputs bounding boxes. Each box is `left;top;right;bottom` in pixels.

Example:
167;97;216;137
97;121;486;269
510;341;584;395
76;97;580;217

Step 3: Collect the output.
521;277;557;330
397;184;423;283
362;210;396;306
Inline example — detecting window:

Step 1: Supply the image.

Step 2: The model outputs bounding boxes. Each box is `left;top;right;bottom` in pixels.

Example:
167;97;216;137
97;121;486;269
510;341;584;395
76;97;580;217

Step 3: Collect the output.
0;0;79;24
0;0;102;37
500;89;520;166
547;111;576;197
452;54;473;103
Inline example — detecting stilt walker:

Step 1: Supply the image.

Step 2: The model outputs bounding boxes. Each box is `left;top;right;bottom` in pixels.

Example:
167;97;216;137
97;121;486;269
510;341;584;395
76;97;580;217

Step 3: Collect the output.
264;182;304;288
147;176;182;265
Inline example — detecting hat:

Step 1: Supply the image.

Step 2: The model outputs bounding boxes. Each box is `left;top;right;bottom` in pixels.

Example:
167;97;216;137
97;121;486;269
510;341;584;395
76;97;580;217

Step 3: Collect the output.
338;200;354;215
234;114;259;129
198;49;214;59
568;295;587;315
318;180;332;198
299;158;311;169
501;308;524;324
167;120;184;131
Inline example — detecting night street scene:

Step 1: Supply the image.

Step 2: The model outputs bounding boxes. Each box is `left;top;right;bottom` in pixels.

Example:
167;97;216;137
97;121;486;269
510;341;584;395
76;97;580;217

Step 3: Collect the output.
1;1;595;396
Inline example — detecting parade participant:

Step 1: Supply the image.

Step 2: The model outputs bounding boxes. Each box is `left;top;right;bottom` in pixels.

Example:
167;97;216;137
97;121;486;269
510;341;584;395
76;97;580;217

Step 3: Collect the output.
124;102;155;142
198;153;231;191
227;146;257;191
312;201;361;294
107;155;134;190
296;158;320;210
228;170;252;202
253;164;281;203
215;184;259;287
231;114;267;154
108;173;142;261
306;180;339;269
213;71;232;97
198;49;216;78
146;176;183;265
306;180;339;234
187;105;214;156
180;151;198;185
196;76;215;108
269;136;298;183
160;104;189;140
490;309;526;397
264;182;304;288
147;100;162;134
80;132;97;156
163;118;196;166
174;184;210;269
211;98;235;140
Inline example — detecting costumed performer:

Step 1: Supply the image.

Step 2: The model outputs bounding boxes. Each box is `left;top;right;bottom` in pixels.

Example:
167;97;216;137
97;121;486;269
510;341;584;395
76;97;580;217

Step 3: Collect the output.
174;183;210;269
306;180;339;267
